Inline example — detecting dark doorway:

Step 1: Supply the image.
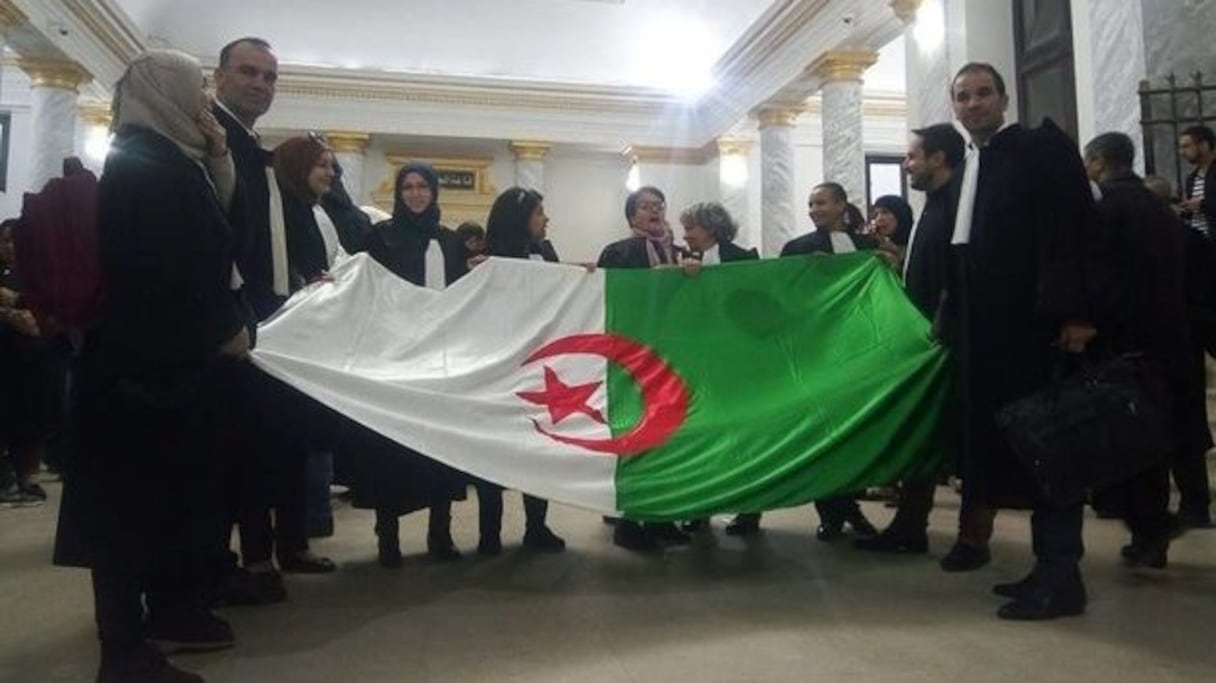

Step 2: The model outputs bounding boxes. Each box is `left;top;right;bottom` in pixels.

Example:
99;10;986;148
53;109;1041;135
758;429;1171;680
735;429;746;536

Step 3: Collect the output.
1013;0;1078;141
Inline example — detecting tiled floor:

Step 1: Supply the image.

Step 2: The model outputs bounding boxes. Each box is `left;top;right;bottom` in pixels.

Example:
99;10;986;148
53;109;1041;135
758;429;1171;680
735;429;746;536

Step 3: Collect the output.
1;479;1213;683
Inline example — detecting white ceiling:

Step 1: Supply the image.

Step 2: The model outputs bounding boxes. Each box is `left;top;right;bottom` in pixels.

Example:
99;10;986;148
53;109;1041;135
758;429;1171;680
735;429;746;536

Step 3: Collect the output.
111;0;782;94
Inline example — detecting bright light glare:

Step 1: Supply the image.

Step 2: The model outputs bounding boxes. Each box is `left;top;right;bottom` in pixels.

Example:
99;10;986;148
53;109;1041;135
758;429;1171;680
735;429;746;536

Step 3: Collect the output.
84;126;111;163
635;16;719;100
914;0;946;55
721;154;748;188
625;160;641;192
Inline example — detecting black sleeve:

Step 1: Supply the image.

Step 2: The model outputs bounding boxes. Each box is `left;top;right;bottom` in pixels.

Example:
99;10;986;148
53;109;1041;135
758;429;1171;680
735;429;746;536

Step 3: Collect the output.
596;242;624;268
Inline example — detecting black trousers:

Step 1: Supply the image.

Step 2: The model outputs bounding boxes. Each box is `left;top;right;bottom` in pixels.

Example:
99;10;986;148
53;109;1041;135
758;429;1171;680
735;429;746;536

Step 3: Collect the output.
474;480;548;539
92;562;201;655
236;448;309;564
814;495;863;526
1029;503;1085;592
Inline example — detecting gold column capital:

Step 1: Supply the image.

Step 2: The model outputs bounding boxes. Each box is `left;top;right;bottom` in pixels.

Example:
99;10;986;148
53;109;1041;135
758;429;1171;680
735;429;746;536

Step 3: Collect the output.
890;0;924;23
78;101;113;128
755;106;803;129
18;58;92;92
716;136;752;157
0;1;27;33
325;131;371;154
510;141;551;161
809;49;879;84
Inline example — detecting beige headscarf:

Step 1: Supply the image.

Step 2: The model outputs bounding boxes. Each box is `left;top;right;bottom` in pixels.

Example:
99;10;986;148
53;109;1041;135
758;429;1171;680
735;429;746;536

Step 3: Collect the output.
112;49;235;208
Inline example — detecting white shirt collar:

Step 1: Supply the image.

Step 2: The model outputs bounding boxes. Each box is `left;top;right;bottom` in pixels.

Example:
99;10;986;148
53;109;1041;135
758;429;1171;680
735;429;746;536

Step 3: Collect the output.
214;99;258;140
701;243;721;265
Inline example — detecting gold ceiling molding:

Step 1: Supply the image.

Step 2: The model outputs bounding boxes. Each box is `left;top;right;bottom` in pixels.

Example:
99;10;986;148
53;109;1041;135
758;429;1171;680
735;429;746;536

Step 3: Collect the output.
625;144;714;166
890;0;924;23
803;95;908;119
809;49;879;84
325;131;371;154
0;1;27;32
62;0;146;64
510;141;551;161
716;136;752;157
754;106;804;129
715;0;831;88
18;57;92;91
78;100;112;127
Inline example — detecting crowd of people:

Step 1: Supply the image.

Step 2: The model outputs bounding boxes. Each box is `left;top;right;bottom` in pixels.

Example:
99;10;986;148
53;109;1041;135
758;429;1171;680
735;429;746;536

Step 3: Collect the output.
0;36;1213;683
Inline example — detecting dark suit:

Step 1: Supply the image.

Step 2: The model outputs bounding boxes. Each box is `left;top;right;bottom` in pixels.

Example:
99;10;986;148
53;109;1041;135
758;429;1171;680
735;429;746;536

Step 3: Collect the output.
703;240;759;263
597;236;683;268
780;231;879;256
1183;163;1216;238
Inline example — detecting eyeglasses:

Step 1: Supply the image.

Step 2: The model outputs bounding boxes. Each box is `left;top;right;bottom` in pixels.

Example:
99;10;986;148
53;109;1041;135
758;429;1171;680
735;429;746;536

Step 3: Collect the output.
637;201;666;212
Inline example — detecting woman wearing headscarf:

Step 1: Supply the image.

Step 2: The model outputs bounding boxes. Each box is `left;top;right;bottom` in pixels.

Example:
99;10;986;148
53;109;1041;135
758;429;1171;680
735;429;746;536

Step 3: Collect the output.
343;162;469;567
869;194;915;269
471;186;571;555
55;50;248;683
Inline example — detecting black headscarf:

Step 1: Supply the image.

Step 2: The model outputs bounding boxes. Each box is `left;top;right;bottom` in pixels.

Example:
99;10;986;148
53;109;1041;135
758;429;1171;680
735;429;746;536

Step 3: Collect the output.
389;162;442;238
873;195;915;246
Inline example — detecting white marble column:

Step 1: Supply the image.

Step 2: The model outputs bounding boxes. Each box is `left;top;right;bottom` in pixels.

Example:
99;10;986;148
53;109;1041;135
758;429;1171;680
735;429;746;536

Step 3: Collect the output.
19;59;90;192
327;132;371;204
756;107;800;257
811;50;877;207
0;2;25;103
510;141;550;192
716;136;752;247
900;0;954;130
1072;0;1147;167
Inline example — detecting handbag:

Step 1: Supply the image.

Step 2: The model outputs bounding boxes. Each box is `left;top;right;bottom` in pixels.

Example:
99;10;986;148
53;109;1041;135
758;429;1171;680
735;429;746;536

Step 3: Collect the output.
995;353;1172;506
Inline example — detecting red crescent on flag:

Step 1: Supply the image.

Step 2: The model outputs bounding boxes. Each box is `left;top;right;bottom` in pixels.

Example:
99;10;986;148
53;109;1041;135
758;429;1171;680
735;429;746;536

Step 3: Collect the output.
520;333;688;456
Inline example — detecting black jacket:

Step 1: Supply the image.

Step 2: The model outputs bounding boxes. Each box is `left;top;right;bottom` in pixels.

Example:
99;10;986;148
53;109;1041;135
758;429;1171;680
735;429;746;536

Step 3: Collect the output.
779;231;879;256
213;104;282;320
904;182;956;319
362;220;468;287
708;240;759;263
596;236;685;269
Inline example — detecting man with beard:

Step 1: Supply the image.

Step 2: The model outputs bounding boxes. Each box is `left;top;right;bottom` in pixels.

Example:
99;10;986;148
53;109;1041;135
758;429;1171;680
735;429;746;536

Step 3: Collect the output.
1180;125;1216;240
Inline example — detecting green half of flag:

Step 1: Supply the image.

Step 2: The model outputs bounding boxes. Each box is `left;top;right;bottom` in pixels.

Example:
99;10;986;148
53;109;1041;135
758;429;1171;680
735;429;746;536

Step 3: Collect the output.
605;253;952;520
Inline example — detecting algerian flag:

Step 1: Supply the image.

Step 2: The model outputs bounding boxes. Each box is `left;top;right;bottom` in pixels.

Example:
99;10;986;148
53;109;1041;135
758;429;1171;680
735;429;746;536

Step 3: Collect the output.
253;252;949;521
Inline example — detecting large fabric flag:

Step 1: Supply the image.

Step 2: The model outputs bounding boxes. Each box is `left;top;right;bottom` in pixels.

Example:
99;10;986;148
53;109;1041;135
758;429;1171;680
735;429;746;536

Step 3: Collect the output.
253;252;950;521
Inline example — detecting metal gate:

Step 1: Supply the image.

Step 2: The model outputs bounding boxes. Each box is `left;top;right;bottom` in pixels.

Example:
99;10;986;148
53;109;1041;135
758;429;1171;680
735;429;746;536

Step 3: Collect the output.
1139;72;1215;194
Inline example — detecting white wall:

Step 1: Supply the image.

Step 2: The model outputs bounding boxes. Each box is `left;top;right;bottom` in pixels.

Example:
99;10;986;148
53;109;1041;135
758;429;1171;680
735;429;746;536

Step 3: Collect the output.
0;65;35;220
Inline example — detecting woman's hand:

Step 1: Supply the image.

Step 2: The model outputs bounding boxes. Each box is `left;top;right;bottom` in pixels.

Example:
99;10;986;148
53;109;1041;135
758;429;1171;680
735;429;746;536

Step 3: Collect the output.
196;104;228;158
467;254;489;270
219;326;251;360
681;258;702;277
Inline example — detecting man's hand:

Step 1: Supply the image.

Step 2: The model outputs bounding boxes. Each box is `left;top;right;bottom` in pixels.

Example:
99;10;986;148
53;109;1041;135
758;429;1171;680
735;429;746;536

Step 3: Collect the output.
1057;321;1096;354
219;327;251;360
1180;197;1203;212
466;254;489;270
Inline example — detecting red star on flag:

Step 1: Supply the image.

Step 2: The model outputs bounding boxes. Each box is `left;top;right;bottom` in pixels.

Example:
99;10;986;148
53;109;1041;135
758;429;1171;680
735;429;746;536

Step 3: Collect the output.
517;366;607;426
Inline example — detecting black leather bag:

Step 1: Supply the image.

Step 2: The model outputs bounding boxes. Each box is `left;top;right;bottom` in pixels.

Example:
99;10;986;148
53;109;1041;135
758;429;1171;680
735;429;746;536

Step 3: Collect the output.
995;353;1172;506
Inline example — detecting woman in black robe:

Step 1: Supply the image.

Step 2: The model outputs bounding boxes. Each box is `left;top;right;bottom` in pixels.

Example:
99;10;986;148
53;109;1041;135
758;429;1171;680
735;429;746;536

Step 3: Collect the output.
471;186;571;555
344;162;469;567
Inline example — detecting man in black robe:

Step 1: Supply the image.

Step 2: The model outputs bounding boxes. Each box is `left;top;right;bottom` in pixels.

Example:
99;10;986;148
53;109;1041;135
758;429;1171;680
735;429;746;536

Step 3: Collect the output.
944;63;1100;620
856;122;964;556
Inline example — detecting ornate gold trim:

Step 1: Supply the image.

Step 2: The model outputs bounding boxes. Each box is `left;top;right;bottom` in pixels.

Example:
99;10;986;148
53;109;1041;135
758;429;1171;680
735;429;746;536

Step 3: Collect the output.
716;136;752;157
510;141;550;161
755;106;803;128
78;100;112;127
803;95;907;119
18;58;92;92
809;49;879;84
0;1;28;32
325;131;371;154
625;144;714;166
890;0;923;23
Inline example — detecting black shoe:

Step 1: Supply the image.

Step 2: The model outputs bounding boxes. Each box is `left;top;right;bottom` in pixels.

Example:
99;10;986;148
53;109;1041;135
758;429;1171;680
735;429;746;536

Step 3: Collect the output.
854;529;928;554
816;523;844;542
602;516;619;526
993;573;1037;599
724;516;761;537
1122;537;1168;569
647;522;692;545
0;483;44;507
940;542;991;572
522;526;566;552
477;535;503;556
997;588;1086;621
98;642;204;683
427;536;462;562
613;522;660;553
278;551;337;574
148;610;235;654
